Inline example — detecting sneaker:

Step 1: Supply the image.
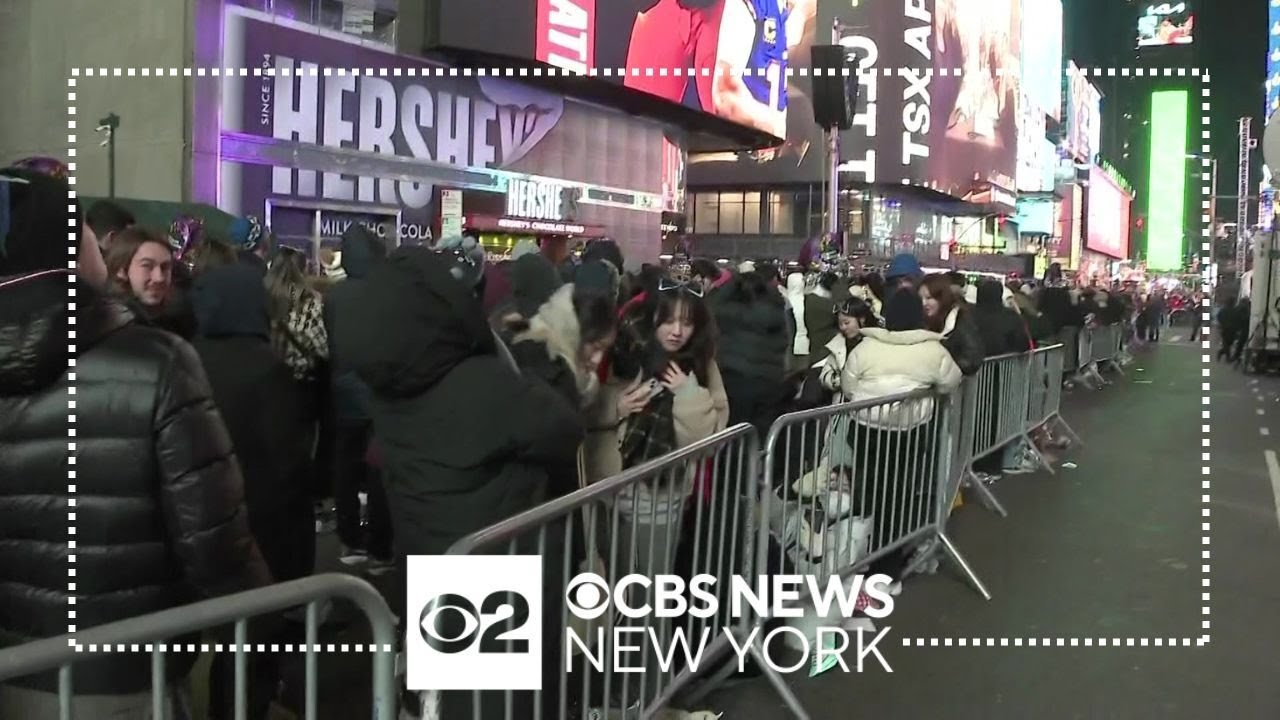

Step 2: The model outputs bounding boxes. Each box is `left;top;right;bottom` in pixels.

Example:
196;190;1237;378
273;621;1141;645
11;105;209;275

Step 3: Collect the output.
1002;463;1037;475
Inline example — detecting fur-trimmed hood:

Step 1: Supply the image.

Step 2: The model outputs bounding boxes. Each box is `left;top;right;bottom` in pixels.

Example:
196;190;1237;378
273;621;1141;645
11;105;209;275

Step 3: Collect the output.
511;284;599;406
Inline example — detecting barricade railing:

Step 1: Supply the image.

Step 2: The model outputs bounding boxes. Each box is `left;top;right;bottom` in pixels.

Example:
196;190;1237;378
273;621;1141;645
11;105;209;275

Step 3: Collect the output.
442;424;808;720
0;573;397;720
759;388;990;608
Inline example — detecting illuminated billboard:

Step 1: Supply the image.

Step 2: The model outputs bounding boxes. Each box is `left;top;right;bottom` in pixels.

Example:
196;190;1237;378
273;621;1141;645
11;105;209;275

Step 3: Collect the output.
430;0;819;140
1065;62;1102;163
1022;0;1063;122
689;0;1023;197
1015;196;1056;236
1137;2;1194;48
1086;166;1132;259
1147;89;1189;271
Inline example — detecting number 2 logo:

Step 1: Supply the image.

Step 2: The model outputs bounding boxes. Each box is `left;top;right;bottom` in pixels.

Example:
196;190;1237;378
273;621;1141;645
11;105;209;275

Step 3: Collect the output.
419;591;532;654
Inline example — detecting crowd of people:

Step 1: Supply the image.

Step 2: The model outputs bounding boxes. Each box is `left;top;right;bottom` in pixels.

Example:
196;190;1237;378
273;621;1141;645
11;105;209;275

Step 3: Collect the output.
0;160;1154;719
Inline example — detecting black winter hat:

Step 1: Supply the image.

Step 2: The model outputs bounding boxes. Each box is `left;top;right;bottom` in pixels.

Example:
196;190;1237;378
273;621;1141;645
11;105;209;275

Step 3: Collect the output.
575;259;618;300
510;253;563;318
581;239;624;273
0;168;80;277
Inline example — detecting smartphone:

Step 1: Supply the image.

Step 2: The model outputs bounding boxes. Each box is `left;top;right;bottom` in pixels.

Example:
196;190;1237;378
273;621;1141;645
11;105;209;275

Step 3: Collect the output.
646;378;664;399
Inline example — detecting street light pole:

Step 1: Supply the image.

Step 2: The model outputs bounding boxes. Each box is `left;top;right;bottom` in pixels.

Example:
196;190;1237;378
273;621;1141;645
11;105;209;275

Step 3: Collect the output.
97;113;120;198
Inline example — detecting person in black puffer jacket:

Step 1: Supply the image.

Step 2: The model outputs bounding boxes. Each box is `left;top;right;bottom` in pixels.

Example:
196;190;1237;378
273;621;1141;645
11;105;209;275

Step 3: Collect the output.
713;270;791;433
970;279;1032;357
0;168;270;716
321;224;393;561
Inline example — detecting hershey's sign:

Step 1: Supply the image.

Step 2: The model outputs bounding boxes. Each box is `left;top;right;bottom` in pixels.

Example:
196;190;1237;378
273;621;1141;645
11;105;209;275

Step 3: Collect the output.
266;56;565;210
507;178;567;220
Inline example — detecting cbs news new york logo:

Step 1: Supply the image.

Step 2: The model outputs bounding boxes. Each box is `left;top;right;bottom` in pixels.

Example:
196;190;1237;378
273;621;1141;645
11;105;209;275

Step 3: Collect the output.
406;556;544;691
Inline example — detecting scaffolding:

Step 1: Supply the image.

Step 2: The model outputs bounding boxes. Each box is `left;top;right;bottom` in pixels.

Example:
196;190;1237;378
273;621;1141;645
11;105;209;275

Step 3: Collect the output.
1238;117;1254;277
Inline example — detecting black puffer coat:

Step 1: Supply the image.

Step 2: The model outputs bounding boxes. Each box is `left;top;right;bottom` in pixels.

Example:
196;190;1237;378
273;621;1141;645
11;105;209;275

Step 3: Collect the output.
713;274;789;383
324;225;387;426
970;281;1032;357
336;248;584;556
0;271;271;694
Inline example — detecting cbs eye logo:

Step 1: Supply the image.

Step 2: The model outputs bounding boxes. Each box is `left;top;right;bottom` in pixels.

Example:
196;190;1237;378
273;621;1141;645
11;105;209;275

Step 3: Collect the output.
418;591;531;654
565;573;611;620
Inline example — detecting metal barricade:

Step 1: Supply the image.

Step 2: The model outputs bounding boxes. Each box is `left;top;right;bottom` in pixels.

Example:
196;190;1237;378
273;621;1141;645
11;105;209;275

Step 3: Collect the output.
1026;344;1082;450
443;424;808;720
760;389;990;606
1076;328;1094;376
0;573;398;720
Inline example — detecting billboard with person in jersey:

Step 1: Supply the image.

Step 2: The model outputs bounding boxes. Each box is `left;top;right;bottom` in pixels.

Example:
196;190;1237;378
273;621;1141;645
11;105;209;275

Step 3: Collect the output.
688;0;1022;198
428;0;816;140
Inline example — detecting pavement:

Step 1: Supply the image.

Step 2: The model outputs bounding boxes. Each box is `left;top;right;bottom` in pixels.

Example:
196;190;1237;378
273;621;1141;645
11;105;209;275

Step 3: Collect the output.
700;339;1280;719
256;338;1280;719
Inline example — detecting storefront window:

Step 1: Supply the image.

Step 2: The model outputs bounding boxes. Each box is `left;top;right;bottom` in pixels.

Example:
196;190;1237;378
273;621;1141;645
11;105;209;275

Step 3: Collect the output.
693;193;720;234
743;192;761;234
719;193;745;234
769;191;794;235
691;192;764;235
233;0;398;45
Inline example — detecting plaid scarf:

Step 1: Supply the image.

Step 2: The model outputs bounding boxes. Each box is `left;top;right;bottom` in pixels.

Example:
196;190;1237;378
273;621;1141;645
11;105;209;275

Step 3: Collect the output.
618;391;677;469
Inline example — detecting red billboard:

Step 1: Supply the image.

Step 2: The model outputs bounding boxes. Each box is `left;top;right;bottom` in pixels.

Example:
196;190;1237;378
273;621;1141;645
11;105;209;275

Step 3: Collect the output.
1086;166;1132;259
434;0;817;140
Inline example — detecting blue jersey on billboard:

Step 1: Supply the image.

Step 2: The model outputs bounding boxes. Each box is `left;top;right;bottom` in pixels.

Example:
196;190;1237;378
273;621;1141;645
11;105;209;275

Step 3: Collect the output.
741;0;789;111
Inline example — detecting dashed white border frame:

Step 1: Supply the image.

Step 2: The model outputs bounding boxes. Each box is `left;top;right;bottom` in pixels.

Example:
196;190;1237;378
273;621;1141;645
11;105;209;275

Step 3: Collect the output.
65;64;1209;654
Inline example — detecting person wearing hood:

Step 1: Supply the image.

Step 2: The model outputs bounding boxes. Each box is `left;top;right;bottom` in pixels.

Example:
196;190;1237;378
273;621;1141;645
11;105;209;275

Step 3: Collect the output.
0;167;270;717
190;264;309;720
321;224;393;565
715;270;791;432
841;289;962;580
504;284;618;498
919;273;985;375
337;247;583;719
969;279;1035;477
970;279;1032;357
338;245;583;549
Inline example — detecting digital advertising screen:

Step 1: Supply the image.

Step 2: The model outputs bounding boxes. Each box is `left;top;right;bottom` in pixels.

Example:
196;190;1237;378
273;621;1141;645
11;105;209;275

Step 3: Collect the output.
1021;0;1063;122
1147;89;1189;271
1065;62;1102;163
1015;196;1056;235
430;0;819;141
1086;165;1131;259
689;0;1023;198
1137;2;1194;48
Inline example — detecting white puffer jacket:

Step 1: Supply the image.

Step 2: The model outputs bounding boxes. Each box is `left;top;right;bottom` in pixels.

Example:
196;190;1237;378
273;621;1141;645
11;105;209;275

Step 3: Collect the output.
840;327;963;430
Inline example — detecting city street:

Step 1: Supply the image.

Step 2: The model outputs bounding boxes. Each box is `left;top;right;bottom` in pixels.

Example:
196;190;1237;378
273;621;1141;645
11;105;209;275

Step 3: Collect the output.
707;340;1280;719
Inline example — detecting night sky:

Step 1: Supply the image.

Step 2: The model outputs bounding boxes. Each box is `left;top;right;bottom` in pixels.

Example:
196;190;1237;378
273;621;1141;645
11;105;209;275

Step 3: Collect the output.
1065;0;1267;198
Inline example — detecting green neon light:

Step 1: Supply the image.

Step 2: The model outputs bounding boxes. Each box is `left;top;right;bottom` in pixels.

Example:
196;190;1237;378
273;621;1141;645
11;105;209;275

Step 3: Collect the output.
1147;89;1189;271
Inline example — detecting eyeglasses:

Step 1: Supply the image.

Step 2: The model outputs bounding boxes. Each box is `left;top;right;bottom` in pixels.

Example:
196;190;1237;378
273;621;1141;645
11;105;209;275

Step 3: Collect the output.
658;277;705;298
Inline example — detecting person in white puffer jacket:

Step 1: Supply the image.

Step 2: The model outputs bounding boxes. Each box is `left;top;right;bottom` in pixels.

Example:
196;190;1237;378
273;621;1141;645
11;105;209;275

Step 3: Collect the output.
840;289;962;580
